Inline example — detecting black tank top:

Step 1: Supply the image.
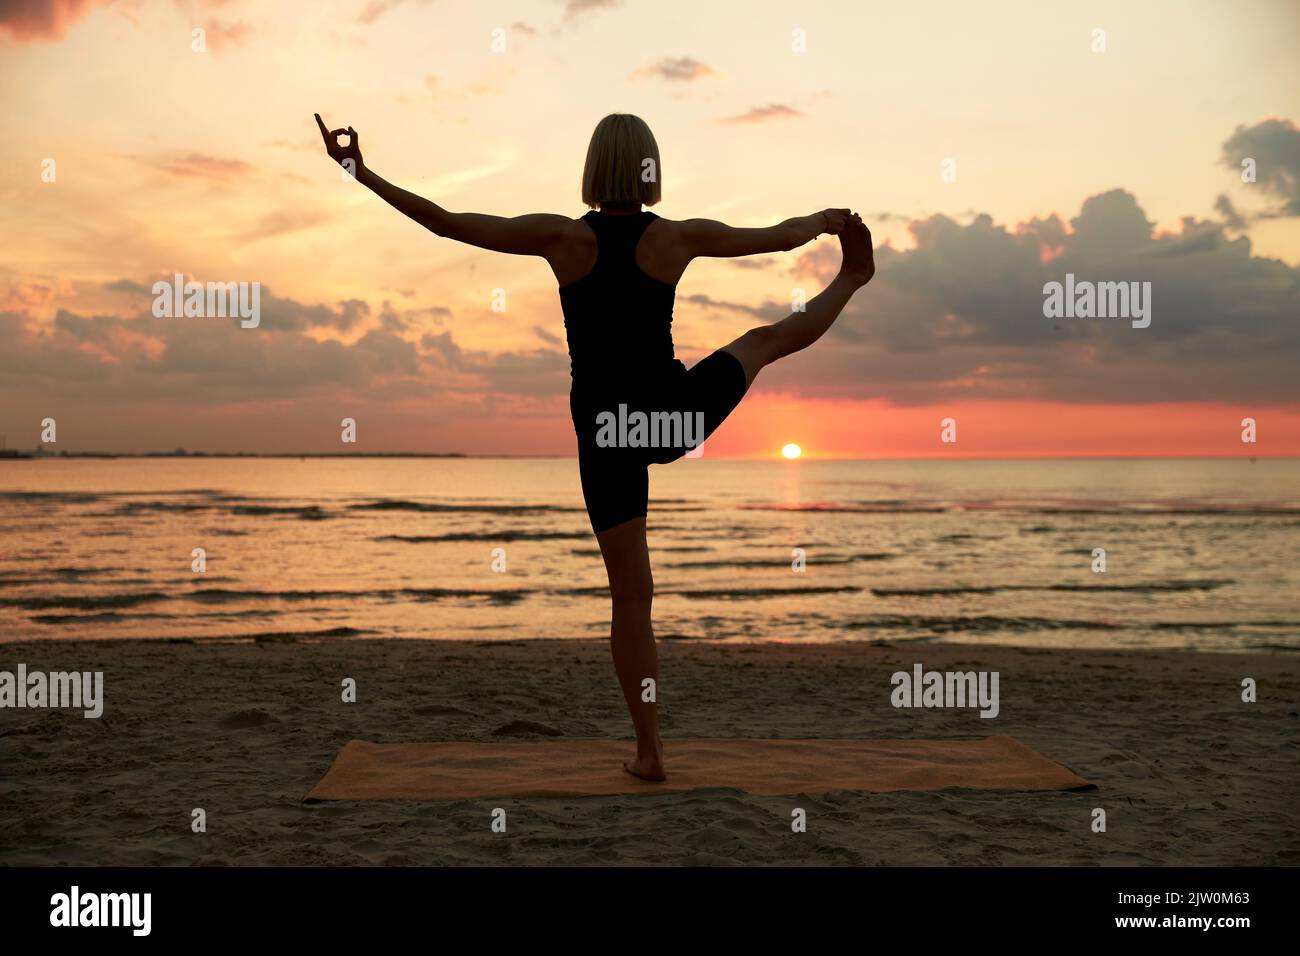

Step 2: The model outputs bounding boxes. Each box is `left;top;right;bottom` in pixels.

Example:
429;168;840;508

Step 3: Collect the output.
558;210;680;392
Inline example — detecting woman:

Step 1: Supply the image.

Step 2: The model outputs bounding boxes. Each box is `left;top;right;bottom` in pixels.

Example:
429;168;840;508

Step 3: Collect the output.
315;112;875;780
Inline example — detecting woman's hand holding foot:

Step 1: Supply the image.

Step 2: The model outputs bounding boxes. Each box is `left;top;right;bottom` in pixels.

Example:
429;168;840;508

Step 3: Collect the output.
839;214;875;287
819;208;852;235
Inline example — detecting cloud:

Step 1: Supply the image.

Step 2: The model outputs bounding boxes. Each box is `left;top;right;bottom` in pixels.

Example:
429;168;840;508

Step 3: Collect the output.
466;344;570;396
0;278;72;311
749;188;1300;405
1218;118;1300;220
532;324;563;346
0;0;107;42
201;18;253;51
377;304;406;332
681;292;775;320
719;104;803;124
1;302;358;403
725;257;779;271
1214;194;1247;231
3;165;1296;450
0;277;568;418
419;329;462;368
356;0;433;25
246;290;372;333
104;278;152;295
563;0;618;18
630;56;715;82
157;153;253;182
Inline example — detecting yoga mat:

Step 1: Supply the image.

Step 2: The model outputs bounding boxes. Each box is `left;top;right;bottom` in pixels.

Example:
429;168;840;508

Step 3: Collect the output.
304;734;1091;801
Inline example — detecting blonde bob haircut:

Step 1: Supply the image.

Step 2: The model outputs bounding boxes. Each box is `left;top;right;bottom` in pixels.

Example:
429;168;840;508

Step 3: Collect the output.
581;113;662;208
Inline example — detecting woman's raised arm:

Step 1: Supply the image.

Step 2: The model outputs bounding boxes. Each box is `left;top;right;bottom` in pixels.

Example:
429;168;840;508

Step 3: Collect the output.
359;169;575;255
314;113;572;258
677;208;852;259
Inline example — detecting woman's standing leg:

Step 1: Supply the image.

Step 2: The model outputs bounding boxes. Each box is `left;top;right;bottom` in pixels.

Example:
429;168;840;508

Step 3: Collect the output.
595;515;665;780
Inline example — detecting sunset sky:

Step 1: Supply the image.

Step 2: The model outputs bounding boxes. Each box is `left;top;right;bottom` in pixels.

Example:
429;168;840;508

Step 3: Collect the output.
3;0;1299;457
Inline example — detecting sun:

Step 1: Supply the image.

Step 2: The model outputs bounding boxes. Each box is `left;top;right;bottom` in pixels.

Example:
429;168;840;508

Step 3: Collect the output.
781;443;802;460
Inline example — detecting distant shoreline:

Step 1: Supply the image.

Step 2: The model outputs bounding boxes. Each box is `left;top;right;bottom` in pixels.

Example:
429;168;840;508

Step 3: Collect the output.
0;452;1295;461
0;451;469;460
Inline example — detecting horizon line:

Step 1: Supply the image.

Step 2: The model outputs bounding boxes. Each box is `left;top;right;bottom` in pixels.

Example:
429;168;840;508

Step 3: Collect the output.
1;452;1295;462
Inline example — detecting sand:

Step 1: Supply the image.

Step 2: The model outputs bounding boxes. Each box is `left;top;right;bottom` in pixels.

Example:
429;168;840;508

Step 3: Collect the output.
1;638;1296;866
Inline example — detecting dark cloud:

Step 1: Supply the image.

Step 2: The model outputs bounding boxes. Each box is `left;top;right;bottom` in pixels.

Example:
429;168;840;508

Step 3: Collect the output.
419;330;463;369
680;292;777;320
379;302;407;332
96;278;373;334
466;346;570;397
350;327;422;376
753;188;1300;405
532;324;563;346
104;278;152;295
191;287;373;333
1214;194;1247;231
1219;118;1300;219
52;310;115;347
0;282;566;412
407;304;451;325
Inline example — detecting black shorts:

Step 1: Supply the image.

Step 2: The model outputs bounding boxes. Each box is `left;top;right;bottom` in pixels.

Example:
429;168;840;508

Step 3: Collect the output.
570;349;749;534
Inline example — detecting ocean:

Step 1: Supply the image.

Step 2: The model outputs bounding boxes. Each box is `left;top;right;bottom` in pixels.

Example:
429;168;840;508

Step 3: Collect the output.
2;457;1297;650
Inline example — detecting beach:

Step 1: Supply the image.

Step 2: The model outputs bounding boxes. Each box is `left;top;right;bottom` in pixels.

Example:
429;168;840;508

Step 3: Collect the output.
3;458;1298;866
2;636;1296;866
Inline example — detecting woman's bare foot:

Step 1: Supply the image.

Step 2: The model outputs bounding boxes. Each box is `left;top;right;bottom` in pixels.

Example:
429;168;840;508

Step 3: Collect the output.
623;739;666;781
838;215;875;287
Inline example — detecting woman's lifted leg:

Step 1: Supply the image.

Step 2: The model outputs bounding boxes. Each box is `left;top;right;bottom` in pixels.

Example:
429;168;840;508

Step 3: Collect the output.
722;215;875;388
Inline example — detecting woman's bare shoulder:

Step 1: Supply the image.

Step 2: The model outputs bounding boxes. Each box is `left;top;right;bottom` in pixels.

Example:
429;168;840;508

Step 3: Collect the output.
643;213;686;243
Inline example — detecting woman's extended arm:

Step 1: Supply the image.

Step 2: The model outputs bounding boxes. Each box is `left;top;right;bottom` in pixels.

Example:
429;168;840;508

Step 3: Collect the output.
314;114;571;257
678;208;852;259
357;167;573;255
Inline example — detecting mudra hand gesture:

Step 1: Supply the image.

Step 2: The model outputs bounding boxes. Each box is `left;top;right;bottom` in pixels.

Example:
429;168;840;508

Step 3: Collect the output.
314;113;364;173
